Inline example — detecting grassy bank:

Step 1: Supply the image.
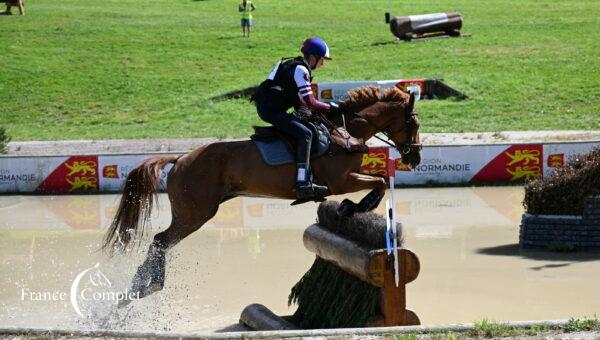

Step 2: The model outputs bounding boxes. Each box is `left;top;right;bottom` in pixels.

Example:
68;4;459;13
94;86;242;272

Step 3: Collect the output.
1;0;599;140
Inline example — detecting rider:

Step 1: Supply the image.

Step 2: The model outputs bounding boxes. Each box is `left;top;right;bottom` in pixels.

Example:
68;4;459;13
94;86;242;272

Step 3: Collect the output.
252;37;340;201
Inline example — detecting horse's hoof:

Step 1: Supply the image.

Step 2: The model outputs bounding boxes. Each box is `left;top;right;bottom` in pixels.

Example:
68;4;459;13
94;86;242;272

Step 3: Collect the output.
138;280;164;299
356;189;383;213
337;199;356;218
118;299;132;308
118;277;164;308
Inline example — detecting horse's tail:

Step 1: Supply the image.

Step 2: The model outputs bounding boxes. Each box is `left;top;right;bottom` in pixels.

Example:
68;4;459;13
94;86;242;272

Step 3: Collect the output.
102;155;179;256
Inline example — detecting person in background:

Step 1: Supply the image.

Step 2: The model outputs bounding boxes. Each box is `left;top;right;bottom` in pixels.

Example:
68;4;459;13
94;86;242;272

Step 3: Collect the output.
1;0;25;15
238;0;255;37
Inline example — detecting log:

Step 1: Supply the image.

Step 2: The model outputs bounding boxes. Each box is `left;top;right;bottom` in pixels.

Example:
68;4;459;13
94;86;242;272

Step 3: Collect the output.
304;224;374;285
390;12;463;40
239;304;298;331
303;224;420;287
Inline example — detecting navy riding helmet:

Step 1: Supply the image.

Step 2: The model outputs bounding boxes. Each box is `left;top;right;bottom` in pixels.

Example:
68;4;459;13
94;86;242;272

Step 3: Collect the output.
300;37;332;60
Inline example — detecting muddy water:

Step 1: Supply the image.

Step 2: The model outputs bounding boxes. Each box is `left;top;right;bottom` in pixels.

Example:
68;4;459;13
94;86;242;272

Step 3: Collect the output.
0;187;599;332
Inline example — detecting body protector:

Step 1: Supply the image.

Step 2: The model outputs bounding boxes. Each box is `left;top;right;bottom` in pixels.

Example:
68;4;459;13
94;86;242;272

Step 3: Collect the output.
251;57;312;112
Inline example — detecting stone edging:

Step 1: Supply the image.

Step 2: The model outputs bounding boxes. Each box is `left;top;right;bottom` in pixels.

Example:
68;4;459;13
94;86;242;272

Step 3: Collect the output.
520;197;600;247
4;131;600;156
0;319;578;339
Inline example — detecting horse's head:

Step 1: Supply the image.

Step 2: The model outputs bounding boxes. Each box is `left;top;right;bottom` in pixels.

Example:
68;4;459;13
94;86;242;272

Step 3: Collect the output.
342;86;422;168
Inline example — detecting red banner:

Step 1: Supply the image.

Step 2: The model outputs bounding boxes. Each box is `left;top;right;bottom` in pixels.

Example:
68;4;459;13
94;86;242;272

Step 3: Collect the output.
36;156;99;193
360;147;389;176
547;153;564;168
472;144;543;182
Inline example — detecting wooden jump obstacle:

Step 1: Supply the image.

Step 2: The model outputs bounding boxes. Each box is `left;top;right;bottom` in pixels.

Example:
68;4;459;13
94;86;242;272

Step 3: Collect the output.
303;224;420;327
387;12;468;42
240;201;421;330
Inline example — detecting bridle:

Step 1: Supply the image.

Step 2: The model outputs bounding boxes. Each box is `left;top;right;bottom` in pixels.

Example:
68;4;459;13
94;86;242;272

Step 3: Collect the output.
311;97;422;155
349;107;422;155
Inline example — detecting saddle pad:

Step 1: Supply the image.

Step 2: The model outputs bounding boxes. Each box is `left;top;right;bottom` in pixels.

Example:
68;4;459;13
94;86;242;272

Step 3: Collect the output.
253;138;329;166
253;139;294;166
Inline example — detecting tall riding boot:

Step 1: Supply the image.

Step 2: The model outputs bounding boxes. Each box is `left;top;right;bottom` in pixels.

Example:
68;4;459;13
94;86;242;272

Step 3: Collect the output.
294;135;328;200
295;163;328;200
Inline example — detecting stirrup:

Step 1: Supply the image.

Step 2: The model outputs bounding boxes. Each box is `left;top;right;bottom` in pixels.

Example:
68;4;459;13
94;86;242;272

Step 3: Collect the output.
294;182;328;200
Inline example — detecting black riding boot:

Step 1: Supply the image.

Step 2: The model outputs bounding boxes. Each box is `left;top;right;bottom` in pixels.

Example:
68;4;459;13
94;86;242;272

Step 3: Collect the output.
295;163;329;200
294;134;328;200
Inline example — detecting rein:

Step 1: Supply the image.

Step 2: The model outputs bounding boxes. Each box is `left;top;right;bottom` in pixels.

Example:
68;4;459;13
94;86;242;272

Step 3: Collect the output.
348;109;422;155
307;94;422;155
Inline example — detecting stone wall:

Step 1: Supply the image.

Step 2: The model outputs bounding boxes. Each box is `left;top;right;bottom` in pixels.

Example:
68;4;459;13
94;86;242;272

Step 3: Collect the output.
520;196;600;247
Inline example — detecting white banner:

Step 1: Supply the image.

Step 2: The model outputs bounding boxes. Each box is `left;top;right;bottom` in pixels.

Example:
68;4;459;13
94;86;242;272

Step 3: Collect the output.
0;141;597;193
314;79;425;102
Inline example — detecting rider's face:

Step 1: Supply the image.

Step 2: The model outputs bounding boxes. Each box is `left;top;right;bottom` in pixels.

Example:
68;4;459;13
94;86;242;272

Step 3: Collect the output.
314;57;324;69
309;55;324;69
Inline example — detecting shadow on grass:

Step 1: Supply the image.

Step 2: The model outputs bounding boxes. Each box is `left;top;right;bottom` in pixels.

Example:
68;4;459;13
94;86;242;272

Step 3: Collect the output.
371;40;398;47
216;35;246;40
476;243;600;266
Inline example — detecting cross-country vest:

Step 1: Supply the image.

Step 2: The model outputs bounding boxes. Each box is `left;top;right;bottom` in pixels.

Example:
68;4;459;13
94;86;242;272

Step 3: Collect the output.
252;57;312;111
240;1;253;20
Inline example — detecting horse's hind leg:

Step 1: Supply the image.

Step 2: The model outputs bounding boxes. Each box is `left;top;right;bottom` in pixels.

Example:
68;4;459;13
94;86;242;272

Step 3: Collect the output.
120;204;219;306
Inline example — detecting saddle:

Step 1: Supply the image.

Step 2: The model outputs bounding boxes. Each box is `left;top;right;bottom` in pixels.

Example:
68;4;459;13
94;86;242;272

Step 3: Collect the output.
251;121;367;166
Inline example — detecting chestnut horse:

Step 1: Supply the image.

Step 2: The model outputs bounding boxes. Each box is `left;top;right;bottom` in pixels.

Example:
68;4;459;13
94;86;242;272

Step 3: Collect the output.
103;85;421;304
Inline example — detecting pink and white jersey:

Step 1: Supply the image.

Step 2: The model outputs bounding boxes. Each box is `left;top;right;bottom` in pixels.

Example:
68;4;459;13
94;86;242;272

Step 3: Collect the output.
293;65;313;99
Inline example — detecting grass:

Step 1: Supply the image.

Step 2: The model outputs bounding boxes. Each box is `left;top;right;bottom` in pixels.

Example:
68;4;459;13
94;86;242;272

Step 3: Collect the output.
0;127;10;153
1;0;599;141
563;317;600;332
469;319;517;337
392;317;600;339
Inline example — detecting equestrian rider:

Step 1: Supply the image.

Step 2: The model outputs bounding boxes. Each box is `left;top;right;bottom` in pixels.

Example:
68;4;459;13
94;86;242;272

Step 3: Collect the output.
252;37;340;201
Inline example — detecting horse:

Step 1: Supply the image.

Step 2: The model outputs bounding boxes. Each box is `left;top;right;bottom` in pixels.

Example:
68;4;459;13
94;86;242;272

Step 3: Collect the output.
102;85;421;304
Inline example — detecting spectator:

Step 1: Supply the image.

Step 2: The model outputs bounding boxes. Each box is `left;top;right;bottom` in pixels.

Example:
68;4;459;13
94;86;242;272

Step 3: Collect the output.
238;0;255;37
1;0;25;15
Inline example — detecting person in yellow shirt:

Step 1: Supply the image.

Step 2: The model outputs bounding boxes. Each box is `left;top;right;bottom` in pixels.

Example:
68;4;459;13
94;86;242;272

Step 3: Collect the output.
238;0;256;37
1;0;25;15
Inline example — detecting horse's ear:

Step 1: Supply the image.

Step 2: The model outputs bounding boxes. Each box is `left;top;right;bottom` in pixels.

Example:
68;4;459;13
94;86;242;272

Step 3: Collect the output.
408;92;415;111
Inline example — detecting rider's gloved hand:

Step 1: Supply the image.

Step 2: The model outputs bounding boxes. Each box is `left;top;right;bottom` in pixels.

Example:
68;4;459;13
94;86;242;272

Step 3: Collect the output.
329;101;343;114
296;107;313;120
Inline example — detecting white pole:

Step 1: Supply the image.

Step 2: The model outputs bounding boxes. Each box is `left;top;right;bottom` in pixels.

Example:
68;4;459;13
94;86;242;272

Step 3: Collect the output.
388;155;399;287
385;200;392;254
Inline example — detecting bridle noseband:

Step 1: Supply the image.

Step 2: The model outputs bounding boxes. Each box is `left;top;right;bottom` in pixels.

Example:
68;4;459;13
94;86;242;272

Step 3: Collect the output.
350;107;422;155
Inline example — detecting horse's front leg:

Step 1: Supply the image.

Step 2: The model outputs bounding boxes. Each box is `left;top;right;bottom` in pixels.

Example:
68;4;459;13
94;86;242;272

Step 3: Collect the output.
335;172;387;216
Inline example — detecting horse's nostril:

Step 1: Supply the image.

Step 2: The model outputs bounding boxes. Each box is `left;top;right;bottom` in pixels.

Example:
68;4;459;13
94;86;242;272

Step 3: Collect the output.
406;152;421;168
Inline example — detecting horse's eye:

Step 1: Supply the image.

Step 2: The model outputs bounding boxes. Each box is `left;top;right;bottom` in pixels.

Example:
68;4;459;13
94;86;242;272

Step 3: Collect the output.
390;120;403;132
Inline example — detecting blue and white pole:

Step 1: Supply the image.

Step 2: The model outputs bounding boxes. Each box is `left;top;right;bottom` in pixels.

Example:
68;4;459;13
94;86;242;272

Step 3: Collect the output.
386;155;399;287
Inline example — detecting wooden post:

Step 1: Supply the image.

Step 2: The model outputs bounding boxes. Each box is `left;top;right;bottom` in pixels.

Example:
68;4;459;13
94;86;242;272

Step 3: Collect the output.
366;249;420;327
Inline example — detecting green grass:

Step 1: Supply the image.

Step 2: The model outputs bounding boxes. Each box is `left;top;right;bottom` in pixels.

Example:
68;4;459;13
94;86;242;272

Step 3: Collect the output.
1;0;599;141
469;319;516;337
563;317;600;332
391;317;600;339
0;127;10;153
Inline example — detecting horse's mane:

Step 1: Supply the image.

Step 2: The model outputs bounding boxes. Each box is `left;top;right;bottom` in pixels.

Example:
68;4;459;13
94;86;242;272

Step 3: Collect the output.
342;85;410;113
